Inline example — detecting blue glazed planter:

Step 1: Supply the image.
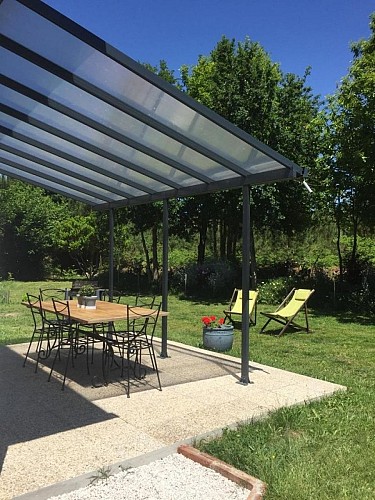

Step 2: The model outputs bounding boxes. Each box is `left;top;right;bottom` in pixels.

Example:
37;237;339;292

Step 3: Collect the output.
203;325;234;351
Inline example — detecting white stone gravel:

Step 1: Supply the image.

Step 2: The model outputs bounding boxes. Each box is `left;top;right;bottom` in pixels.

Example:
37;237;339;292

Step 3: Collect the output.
48;453;249;500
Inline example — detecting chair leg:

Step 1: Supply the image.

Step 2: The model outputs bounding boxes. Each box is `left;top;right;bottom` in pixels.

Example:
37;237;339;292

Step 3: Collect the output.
277;320;292;336
48;330;73;391
60;335;74;390
259;317;272;333
305;305;311;332
149;344;162;391
48;339;60;384
34;329;48;373
23;329;39;368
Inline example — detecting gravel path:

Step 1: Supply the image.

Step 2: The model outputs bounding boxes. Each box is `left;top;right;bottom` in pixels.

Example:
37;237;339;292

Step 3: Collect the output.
48;453;249;500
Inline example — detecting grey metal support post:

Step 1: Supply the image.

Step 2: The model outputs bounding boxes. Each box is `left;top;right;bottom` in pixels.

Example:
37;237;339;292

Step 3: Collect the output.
108;207;114;302
240;186;250;384
160;199;169;358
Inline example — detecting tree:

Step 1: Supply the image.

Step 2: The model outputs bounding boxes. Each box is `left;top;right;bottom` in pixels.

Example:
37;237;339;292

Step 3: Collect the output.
0;180;67;279
181;36;321;274
52;208;106;278
318;13;375;279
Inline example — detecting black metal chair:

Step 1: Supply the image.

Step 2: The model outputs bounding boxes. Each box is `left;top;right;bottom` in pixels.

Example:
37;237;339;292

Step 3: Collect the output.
48;299;88;390
23;294;50;372
131;302;162;388
23;294;43;371
104;303;162;397
101;289;123;303
23;293;62;372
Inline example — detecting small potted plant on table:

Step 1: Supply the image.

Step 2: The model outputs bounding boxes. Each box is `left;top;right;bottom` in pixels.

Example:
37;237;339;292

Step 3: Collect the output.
78;284;97;309
201;315;234;351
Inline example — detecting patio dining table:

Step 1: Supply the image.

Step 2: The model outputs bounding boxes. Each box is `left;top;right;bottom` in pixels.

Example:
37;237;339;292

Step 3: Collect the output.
37;299;168;324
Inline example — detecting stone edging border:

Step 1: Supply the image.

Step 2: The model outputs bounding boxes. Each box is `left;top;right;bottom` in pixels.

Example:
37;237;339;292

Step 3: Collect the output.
178;444;267;500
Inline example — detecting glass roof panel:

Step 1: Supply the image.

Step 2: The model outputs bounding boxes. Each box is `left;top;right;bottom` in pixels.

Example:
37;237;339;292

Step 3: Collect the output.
0;134;144;199
0;148;123;202
0;0;305;209
0;1;269;167
0;161;104;205
0;113;179;195
2;49;230;183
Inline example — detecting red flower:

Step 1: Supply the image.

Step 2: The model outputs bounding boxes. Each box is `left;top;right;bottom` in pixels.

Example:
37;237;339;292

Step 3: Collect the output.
201;315;226;328
202;316;212;326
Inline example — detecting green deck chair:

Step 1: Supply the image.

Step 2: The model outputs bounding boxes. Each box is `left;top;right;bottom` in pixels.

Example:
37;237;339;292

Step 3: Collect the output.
259;288;314;336
223;289;259;326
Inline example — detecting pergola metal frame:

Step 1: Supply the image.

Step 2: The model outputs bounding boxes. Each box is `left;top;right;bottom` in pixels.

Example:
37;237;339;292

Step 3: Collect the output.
0;0;308;383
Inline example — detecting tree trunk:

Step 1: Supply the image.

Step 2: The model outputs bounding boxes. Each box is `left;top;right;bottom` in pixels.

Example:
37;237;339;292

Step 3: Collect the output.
226;220;237;260
335;208;344;280
140;230;152;283
197;222;208;265
212;218;218;259
152;223;159;281
219;219;226;259
350;214;358;265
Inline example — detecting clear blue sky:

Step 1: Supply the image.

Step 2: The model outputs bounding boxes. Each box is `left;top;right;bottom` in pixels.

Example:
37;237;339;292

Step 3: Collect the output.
44;0;373;99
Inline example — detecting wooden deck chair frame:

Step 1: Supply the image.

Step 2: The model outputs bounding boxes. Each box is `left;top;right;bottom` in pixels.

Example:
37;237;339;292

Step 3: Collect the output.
259;288;315;336
223;289;259;326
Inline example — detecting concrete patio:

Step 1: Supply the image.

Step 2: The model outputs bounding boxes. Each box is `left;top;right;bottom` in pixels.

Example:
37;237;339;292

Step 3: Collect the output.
0;339;345;499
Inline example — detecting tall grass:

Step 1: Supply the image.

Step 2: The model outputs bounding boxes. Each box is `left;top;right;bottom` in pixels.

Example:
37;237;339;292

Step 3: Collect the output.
1;281;374;498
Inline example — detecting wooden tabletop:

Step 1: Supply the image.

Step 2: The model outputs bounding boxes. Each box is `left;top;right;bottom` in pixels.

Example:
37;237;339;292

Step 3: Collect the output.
31;300;168;325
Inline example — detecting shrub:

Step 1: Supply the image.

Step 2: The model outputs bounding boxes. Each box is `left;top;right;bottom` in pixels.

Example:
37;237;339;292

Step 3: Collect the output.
257;277;295;304
170;260;239;299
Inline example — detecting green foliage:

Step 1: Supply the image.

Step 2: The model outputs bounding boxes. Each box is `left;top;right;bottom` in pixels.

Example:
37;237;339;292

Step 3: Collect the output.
0;280;10;304
0;181;68;279
341;234;375;266
79;284;96;297
315;14;375;278
170;260;239;298
142;59;180;87
52;209;108;278
180;35;321;261
257;277;295;304
255;226;338;271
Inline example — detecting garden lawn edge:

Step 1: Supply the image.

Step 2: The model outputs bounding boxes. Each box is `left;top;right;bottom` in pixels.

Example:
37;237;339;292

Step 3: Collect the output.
178;444;267;500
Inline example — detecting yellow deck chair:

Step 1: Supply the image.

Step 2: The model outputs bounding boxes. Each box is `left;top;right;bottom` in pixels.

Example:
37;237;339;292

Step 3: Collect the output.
259;288;314;336
223;289;259;326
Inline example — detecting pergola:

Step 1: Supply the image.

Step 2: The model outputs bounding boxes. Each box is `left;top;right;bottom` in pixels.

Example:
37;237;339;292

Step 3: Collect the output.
0;0;308;384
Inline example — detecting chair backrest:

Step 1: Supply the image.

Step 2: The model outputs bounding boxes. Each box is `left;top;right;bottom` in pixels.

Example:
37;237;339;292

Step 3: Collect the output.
102;289;123;303
293;289;314;302
40;288;67;301
127;302;161;340
135;294;156;308
26;293;42;328
277;288;314;317
230;289;258;315
52;298;71;326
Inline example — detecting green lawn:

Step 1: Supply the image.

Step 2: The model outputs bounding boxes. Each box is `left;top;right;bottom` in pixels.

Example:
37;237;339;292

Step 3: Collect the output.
1;281;374;499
